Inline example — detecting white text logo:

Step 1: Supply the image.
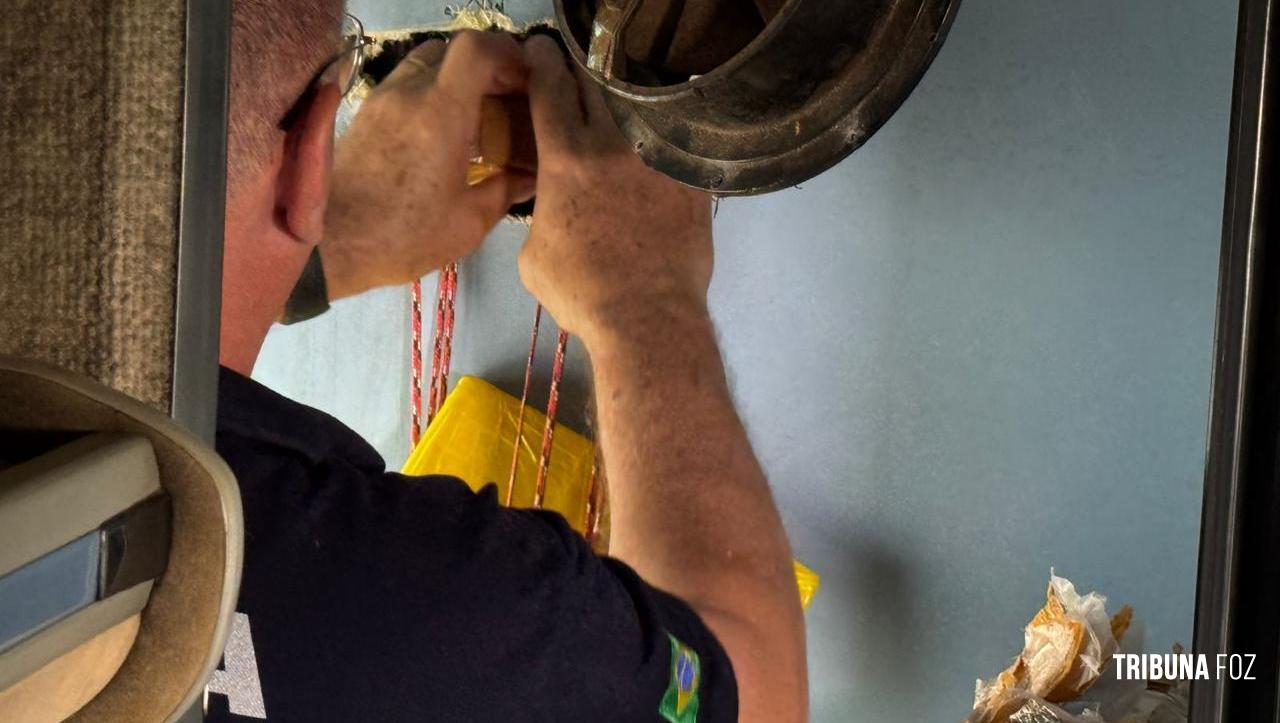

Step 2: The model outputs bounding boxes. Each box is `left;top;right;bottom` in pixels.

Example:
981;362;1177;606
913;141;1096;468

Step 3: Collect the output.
1112;653;1255;681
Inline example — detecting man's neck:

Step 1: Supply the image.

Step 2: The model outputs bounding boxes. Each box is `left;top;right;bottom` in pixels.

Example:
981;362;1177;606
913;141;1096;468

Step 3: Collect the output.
220;199;313;375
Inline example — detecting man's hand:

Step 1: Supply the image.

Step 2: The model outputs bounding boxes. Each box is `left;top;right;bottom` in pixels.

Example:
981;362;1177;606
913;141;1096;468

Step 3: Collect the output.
518;36;809;723
321;31;536;301
516;40;712;347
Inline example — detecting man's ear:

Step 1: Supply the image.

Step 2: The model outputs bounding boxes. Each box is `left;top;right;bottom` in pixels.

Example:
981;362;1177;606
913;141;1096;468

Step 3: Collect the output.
276;81;343;246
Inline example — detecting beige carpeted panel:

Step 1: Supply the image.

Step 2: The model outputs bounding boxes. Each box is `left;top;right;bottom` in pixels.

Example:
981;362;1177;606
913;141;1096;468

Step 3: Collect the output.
0;0;185;410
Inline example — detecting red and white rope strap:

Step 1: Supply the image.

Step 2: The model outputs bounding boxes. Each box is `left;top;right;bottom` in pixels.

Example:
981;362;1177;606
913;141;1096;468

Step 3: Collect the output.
411;262;601;541
531;329;569;508
505;303;543;506
409;279;425;444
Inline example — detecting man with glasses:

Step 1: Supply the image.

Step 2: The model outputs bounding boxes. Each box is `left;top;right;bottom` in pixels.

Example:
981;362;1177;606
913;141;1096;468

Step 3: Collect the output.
213;2;806;721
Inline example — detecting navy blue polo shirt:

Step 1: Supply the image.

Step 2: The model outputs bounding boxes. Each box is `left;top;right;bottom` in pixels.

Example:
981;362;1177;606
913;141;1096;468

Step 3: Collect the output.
204;367;736;722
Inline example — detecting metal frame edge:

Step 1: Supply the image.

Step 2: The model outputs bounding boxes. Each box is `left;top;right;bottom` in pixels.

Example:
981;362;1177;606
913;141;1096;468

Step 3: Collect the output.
171;3;230;717
1191;0;1277;719
171;0;230;445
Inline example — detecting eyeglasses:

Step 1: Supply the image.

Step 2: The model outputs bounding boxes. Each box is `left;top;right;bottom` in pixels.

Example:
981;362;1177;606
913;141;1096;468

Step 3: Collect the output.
278;12;374;129
332;13;374;99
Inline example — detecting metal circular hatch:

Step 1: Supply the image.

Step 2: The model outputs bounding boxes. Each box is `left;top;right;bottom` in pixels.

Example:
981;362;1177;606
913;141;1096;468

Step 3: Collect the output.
554;0;961;195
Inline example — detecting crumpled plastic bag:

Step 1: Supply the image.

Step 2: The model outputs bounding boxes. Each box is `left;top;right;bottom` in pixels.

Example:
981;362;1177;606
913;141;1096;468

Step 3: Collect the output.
976;679;1188;723
1024;574;1129;700
968;572;1133;723
966;572;1190;723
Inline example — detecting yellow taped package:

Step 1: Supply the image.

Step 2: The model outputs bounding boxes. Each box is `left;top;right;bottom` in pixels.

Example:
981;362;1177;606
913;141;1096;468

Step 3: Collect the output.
404;376;599;532
793;560;820;610
403;375;819;608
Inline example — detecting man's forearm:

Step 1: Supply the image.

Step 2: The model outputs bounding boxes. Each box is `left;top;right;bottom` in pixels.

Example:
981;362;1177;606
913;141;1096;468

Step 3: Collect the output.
589;307;790;588
585;304;807;720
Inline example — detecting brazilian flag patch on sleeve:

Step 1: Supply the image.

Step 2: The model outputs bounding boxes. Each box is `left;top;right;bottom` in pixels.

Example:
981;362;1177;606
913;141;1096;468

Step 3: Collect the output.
659;634;701;723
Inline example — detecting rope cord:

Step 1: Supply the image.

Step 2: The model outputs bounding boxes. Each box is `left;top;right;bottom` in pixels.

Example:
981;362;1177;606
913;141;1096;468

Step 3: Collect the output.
434;263;458;419
531;329;569;508
424;263;458;429
411;264;576;514
505;303;543;506
410;279;424;444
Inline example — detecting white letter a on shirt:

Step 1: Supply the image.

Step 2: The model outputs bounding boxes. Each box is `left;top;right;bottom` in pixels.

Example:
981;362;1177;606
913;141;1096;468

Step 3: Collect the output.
207;613;267;719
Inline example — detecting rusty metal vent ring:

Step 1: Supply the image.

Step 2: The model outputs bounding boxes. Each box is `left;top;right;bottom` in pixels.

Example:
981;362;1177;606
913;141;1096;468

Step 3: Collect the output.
555;0;961;195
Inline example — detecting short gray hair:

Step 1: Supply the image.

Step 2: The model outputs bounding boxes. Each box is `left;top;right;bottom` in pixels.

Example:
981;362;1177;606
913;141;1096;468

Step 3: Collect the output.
229;0;346;193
